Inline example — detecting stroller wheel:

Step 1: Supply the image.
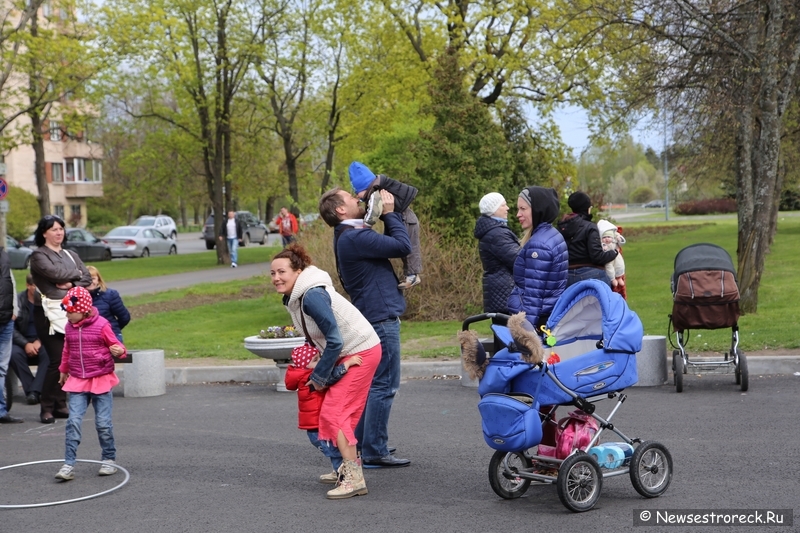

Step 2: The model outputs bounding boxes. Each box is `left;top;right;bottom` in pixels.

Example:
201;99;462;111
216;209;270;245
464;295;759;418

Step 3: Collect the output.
488;451;532;499
557;453;602;512
672;352;684;393
735;349;749;391
629;441;673;498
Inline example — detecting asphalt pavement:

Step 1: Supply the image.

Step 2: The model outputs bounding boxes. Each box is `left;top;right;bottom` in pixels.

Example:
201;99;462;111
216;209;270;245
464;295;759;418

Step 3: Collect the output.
1;376;798;531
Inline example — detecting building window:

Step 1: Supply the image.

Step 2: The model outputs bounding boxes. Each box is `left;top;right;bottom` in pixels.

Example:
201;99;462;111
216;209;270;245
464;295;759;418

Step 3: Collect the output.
42;1;51;18
71;204;82;217
50;120;62;141
52;162;63;183
85;160;102;182
54;205;65;219
64;158;85;182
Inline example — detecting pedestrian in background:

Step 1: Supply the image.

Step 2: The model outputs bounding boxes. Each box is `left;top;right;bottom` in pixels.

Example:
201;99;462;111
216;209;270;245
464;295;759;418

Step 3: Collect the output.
219;210;243;267
275;207;299;247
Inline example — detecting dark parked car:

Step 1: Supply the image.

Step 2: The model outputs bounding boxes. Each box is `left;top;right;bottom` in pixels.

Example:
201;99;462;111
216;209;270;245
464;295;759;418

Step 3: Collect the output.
21;229;113;263
643;199;666;208
5;236;33;269
64;228;113;262
203;211;269;250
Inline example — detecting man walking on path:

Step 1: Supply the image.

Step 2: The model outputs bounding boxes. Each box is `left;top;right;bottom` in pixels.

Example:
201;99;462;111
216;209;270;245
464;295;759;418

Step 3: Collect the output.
319;188;411;468
219;211;243;267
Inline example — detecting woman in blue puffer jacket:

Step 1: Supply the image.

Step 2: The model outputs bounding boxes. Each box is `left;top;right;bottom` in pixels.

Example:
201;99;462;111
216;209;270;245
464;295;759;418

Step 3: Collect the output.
87;265;130;342
507;186;568;328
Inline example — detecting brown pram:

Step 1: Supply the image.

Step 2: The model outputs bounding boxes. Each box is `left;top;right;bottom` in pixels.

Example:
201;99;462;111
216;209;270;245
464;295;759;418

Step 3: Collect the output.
670;243;747;392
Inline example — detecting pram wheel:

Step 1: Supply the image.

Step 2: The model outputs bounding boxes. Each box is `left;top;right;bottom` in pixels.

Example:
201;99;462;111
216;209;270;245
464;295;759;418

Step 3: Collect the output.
735;349;748;391
629;441;673;498
672;351;684;393
488;451;531;499
557;453;602;512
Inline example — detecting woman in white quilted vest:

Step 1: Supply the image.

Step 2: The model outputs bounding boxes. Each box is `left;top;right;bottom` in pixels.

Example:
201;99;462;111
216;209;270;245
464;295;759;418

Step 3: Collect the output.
270;244;381;500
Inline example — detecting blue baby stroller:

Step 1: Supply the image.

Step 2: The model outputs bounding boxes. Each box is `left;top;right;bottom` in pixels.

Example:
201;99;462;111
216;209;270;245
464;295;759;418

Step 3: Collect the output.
460;280;673;512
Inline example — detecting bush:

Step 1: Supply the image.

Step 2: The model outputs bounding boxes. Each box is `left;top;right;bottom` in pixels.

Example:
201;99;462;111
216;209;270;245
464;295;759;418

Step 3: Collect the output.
297;214;482;321
87;204;123;228
674;198;737;215
779;189;800;211
4;185;40;240
630;186;656;204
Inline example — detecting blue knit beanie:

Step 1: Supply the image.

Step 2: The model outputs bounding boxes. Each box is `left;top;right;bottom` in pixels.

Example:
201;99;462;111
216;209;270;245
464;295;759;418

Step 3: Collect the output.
349;161;376;194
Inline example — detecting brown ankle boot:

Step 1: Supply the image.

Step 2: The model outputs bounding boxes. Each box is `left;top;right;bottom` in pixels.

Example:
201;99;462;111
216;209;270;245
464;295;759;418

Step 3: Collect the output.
326;459;367;499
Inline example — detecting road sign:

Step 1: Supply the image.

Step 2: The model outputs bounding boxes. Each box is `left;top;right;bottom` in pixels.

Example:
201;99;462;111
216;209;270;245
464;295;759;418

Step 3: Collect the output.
0;178;7;200
0;200;8;213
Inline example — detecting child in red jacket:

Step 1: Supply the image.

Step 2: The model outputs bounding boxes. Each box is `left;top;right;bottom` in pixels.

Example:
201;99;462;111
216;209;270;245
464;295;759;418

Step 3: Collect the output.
284;344;362;484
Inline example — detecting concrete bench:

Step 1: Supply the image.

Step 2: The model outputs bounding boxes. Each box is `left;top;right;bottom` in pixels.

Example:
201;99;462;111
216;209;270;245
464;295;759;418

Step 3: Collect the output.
634;335;668;386
117;349;166;398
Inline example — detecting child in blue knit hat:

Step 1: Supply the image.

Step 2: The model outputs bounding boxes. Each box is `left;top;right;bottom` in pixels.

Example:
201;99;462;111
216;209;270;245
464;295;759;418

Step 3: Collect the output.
348;161;423;289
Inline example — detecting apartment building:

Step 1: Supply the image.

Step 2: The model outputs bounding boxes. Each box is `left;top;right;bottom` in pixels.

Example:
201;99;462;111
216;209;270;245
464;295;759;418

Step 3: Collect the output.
2;1;103;227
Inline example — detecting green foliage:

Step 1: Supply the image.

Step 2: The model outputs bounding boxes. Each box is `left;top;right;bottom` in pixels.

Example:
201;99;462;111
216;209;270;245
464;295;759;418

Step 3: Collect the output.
5;185;39;239
630;186;656;204
412;48;513;241
86;199;123;228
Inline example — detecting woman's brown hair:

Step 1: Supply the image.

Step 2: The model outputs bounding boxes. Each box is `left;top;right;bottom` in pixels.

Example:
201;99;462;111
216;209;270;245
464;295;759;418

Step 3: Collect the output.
272;243;313;271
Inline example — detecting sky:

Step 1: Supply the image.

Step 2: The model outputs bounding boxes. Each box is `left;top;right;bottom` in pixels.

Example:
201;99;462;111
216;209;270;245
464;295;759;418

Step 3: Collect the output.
551;105;664;157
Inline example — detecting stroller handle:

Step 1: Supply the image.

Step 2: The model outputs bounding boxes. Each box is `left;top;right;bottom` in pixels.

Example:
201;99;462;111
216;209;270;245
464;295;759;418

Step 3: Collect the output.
461;313;511;331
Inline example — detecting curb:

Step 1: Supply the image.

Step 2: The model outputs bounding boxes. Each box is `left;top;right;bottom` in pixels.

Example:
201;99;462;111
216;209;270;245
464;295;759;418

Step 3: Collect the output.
116;356;800;388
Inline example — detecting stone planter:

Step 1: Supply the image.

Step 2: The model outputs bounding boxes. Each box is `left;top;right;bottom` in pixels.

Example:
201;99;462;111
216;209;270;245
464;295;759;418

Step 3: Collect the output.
243;336;305;392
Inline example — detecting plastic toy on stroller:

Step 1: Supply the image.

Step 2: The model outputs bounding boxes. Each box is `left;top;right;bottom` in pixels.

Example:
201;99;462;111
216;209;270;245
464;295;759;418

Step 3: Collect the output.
670;243;747;392
460;280;673;512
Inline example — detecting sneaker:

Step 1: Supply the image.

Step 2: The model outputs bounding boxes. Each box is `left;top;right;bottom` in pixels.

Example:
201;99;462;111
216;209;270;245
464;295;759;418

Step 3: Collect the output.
231;262;237;268
319;470;339;484
55;464;75;481
98;460;118;476
398;274;421;290
364;190;383;226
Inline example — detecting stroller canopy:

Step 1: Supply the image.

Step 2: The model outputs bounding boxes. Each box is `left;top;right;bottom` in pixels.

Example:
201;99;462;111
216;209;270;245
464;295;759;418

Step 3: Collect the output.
545;279;643;354
673;243;736;277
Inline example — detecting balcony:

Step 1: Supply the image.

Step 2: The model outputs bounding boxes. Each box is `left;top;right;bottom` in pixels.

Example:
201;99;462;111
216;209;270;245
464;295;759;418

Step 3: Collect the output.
63;181;103;198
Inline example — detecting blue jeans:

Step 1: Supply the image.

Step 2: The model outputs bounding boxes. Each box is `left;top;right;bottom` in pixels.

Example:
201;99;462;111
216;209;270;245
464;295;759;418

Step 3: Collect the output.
0;320;13;417
356;317;401;461
227;237;238;264
567;267;610;287
65;391;116;465
307;429;342;471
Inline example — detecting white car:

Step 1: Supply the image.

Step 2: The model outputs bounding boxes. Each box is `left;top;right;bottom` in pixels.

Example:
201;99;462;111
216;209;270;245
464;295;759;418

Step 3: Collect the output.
133;215;178;239
103;226;178;258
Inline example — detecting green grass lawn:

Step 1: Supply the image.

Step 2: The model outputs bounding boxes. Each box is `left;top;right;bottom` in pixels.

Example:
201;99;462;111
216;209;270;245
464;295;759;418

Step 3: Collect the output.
21;216;800;359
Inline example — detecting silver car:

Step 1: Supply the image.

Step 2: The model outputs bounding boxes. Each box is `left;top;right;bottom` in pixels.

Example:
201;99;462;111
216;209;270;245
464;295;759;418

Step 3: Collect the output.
103;226;178;258
133;215;178;240
5;236;33;269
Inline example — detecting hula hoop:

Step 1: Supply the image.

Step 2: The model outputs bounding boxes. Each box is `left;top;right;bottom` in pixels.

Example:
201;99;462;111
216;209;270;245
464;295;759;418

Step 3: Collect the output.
0;459;130;509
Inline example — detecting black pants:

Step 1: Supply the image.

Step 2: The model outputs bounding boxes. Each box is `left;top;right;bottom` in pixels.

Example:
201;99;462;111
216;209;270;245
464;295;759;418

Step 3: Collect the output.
33;306;67;414
10;339;49;395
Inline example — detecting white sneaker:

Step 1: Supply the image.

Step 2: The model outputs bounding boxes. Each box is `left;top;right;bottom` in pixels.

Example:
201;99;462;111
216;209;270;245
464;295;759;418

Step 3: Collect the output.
55;464;75;480
98;460;118;476
398;274;421;289
231;262;237;268
364;191;383;226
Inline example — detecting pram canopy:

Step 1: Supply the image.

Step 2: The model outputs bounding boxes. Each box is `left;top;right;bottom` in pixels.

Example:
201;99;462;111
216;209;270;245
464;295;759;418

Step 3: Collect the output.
673;243;736;279
545;279;644;354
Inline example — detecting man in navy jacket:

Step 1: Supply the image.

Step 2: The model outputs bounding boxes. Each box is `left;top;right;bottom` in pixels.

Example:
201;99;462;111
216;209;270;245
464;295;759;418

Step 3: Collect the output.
319;187;412;468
